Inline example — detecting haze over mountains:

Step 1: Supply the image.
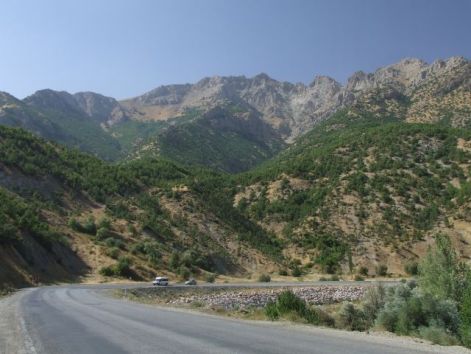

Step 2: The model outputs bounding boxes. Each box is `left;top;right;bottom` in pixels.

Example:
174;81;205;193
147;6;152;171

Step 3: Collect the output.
1;56;469;171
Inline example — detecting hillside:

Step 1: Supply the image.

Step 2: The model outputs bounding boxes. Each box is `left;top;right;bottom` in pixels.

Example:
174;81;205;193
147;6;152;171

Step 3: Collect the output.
0;90;124;160
0;126;280;288
233;113;471;275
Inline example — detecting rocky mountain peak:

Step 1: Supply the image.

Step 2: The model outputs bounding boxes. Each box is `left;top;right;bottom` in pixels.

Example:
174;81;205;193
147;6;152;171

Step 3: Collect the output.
73;92;129;126
119;56;469;141
24;89;81;113
0;91;21;106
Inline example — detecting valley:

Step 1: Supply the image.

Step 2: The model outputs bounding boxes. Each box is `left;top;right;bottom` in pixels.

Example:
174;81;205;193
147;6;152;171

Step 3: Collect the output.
0;56;470;290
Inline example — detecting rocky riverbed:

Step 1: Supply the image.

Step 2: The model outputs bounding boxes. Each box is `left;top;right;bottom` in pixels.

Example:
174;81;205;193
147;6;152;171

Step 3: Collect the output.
123;285;368;310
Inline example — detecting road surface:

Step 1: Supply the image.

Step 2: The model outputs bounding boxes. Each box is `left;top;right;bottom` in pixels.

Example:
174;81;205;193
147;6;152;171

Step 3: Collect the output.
0;284;464;354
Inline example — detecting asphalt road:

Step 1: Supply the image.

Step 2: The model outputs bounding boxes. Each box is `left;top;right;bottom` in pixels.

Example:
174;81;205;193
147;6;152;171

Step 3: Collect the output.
0;284;458;354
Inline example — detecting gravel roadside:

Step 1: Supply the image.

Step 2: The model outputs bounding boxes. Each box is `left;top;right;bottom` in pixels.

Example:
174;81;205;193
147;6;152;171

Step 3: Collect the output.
0;290;33;354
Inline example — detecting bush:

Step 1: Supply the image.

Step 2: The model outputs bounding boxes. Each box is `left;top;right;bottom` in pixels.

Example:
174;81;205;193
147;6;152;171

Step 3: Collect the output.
68;217;96;235
205;273;216;283
115;256;132;277
361;285;386;327
100;257;133;278
97;217;111;230
376;264;388;276
375;284;460;336
354;275;365;281
418;326;460;346
358;266;369;276
105;247;120;259
265;300;279;320
178;266;191;280
258;274;271;282
104;237;124;249
99;266;114;276
459;272;471;347
338;302;367;331
278;269;288;276
82;217;97;235
169;252;181;270
418;234;463;301
95;227;110;241
68;218;82;232
291;267;302;277
131;240;161;266
265;290;320;324
404;261;419;276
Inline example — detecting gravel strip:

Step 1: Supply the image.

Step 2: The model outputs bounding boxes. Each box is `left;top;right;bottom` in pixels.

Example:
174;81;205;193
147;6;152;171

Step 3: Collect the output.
128;285;368;310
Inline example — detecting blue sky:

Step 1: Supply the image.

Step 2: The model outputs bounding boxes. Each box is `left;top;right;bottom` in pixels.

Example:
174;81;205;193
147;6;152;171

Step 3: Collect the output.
1;0;470;99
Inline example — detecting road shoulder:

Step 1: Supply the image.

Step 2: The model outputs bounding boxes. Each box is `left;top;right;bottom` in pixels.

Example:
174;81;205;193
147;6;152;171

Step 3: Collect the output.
107;288;471;354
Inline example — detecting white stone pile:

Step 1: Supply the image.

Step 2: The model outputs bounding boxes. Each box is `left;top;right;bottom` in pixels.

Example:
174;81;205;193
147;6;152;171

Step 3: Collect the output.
167;286;367;310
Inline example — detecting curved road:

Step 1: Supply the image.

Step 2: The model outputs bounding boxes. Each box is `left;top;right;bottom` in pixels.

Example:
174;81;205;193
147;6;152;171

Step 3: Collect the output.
0;284;462;354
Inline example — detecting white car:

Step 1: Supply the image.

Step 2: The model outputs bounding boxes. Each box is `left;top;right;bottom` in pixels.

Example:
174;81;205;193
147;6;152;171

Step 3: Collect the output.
185;279;197;285
152;276;169;286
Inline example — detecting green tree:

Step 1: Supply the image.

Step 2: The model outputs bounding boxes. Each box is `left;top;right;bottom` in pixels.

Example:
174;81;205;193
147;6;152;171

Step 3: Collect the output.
418;234;463;301
459;271;471;347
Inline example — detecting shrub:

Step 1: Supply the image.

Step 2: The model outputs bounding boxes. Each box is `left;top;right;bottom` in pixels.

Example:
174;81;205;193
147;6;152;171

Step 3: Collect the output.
68;218;82;232
100;257;133;278
419;234;462;301
278;269;288;276
104;237;124;249
361;285;386;327
330;275;340;281
354;275;365;281
404;261;419;276
265;300;279;320
459;272;471;347
82;217;97;235
169;252;181;270
418;326;460;346
291;267;302;277
358;266;369;276
105;247;120;259
375;284;460;336
68;217;96;235
178;266;191;280
95;227;110;241
265;290;320;324
338;302;367;331
115;256;132;277
258;274;271;282
315;307;335;327
97;217;111;230
99;266;114;277
376;264;388;276
205;273;216;283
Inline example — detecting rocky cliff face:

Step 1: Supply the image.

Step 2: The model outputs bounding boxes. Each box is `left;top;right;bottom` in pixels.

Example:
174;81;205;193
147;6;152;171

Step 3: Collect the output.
0;56;469;169
24;90;129;127
121;56;471;141
73;92;129;127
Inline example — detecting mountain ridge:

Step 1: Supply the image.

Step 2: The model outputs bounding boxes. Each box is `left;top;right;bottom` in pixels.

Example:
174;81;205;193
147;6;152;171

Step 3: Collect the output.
0;55;469;172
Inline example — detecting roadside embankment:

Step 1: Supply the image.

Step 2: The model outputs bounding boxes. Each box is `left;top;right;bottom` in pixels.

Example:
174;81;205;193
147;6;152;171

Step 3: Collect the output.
118;285;368;310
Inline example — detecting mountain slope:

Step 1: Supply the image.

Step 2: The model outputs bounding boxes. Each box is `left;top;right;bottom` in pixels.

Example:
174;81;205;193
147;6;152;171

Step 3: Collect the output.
0;56;469;172
128;105;286;172
0;126;280;288
233;113;471;275
0;90;125;160
122;56;471;140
